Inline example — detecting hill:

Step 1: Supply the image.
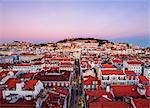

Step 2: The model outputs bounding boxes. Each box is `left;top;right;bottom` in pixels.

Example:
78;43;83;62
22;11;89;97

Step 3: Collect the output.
57;38;111;46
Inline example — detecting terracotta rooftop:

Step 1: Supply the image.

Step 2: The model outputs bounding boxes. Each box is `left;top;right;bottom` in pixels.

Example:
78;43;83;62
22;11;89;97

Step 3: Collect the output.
43;66;50;70
88;97;111;108
0;63;13;68
145;86;150;97
86;86;103;97
83;75;100;85
60;62;73;65
51;57;74;61
24;80;38;90
21;73;35;79
139;76;149;84
124;70;136;76
5;78;21;89
50;66;59;70
112;85;142;97
112;59;122;63
86;86;113;99
34;71;71;81
127;61;143;65
101;70;125;75
52;86;69;96
102;101;132;108
20;53;36;56
0;98;36;108
133;98;150;108
0;71;9;80
101;63;116;68
46;92;64;108
32;62;43;65
15;64;31;66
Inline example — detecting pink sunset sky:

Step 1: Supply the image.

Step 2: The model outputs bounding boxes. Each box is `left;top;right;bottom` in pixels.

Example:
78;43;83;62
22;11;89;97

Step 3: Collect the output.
0;0;149;46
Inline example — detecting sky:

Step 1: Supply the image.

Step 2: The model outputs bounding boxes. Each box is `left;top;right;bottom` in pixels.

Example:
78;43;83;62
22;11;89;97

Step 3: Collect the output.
0;0;149;47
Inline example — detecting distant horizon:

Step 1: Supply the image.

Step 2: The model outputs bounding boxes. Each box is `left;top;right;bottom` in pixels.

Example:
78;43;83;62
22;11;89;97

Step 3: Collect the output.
0;36;149;48
0;0;149;47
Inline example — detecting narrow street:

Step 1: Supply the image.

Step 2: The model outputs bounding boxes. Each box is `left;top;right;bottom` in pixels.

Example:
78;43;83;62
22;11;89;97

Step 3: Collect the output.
67;59;87;108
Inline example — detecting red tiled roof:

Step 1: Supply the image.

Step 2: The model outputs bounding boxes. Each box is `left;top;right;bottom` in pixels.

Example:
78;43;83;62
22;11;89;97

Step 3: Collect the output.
112;85;142;97
43;66;49;70
145;86;150;97
112;59;122;63
21;73;35;79
101;70;125;75
86;86;103;97
0;71;9;75
52;86;69;96
46;92;64;107
42;55;51;58
24;80;38;90
83;76;100;85
119;54;127;57
133;98;150;108
127;61;143;65
15;64;31;66
60;62;73;65
139;76;149;84
51;57;74;61
5;78;21;89
12;71;18;75
0;89;3;99
101;63;116;68
85;86;113;99
34;71;70;81
51;57;63;60
124;70;136;76
0;63;13;68
88;97;111;108
0;98;36;108
60;65;73;68
0;71;9;80
10;53;17;55
84;75;97;79
127;76;137;80
32;62;43;65
50;66;59;71
102;101;132;108
20;53;36;56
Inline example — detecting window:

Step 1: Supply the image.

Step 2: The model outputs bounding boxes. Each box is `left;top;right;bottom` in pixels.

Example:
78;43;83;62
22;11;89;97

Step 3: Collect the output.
112;77;116;80
107;76;110;80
